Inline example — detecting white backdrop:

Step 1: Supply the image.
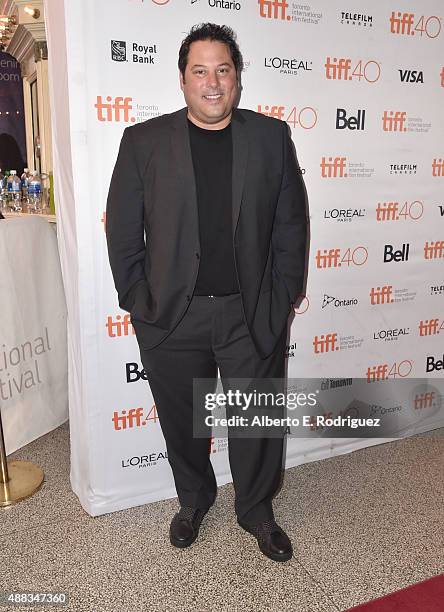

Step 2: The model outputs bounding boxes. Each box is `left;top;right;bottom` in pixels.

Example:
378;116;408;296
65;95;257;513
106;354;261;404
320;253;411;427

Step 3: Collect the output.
44;0;444;516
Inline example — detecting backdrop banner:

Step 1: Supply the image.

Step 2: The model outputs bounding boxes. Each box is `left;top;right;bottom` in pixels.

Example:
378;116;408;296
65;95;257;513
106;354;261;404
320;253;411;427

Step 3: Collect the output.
44;0;444;516
1;216;68;454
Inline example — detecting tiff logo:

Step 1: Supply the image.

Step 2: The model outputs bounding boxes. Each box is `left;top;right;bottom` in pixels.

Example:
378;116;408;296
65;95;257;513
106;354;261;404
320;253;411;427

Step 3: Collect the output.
258;0;290;21
432;158;444;176
313;333;338;354
390;12;414;34
106;314;135;337
112;407;144;430
414;392;436;409
424;241;444;259
325;57;351;80
366;364;388;382
95;96;135;122
315;249;340;268
370;286;393;305
257;105;285;119
382;111;407;132
320;156;347;178
441;67;444;86
419;319;443;336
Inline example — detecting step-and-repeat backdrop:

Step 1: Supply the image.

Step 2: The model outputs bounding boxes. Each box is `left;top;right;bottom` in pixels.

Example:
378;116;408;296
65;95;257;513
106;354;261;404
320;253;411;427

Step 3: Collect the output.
45;0;444;515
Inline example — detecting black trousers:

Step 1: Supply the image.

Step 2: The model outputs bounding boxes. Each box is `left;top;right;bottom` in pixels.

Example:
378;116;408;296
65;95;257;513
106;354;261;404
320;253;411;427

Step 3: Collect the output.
136;293;286;526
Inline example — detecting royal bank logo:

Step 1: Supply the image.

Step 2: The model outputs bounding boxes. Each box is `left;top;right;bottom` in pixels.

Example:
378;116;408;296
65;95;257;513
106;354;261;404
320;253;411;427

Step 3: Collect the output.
111;40;158;64
111;40;126;62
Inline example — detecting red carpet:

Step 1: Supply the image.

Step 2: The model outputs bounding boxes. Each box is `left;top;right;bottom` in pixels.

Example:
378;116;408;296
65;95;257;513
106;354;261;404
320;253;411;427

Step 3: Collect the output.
344;574;444;612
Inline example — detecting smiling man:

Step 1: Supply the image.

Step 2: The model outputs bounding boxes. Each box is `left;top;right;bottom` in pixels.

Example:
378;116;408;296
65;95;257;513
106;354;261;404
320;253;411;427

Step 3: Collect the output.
106;23;307;562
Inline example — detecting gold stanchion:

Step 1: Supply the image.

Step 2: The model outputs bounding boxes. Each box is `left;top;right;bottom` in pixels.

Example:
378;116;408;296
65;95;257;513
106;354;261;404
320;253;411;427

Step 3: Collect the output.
0;409;44;507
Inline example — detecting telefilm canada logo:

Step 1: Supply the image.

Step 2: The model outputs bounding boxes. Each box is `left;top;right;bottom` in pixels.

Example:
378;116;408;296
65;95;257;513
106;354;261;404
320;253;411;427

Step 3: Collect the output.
258;0;323;25
111;40;158;64
339;11;372;27
389;163;417;175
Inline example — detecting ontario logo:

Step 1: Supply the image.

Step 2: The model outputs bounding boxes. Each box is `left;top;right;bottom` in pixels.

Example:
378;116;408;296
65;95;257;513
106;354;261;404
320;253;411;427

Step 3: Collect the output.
258;0;323;24
325;57;381;82
257;105;317;129
322;294;358;308
389;12;441;38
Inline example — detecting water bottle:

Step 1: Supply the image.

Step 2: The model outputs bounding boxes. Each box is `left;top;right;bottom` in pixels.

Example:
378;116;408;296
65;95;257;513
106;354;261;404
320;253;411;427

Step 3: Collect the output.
7;170;21;211
21;168;29;201
0;168;6;210
28;170;42;212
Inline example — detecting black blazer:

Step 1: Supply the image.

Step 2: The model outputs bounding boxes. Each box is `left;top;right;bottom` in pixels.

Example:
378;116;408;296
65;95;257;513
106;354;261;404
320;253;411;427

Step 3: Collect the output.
106;107;307;358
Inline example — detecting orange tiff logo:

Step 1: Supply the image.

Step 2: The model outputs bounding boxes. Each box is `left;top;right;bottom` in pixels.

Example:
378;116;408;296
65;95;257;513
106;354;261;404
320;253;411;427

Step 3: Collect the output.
325;57;380;82
389;12;441;38
257;105;317;129
424;241;444;260
419;319;444;336
320;156;346;178
432;158;444;176
369;286;393;305
106;314;135;337
376;200;423;221
313;333;338;354
366;360;412;382
258;0;291;21
95;96;135;122
382;111;407;132
112;405;158;431
414;392;435;410
315;246;368;268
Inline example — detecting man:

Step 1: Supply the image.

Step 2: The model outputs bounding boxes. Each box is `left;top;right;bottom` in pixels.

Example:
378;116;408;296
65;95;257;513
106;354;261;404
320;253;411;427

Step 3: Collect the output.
106;23;307;562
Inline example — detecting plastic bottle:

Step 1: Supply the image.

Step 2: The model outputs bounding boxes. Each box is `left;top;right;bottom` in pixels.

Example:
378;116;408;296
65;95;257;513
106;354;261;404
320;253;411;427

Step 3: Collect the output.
0;168;6;210
21;168;29;201
7;170;21;210
28;170;42;212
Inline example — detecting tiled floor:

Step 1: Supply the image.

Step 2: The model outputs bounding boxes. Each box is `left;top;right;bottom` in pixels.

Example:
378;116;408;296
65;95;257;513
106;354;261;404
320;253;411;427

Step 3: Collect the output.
1;423;443;612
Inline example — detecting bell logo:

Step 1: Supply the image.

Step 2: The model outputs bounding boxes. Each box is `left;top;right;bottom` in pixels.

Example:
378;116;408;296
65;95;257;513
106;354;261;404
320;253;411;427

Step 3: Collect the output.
426;355;444;372
320;157;347;178
419;319;444;336
424;241;444;260
106;314;135;337
258;0;291;21
389;12;441;38
432;158;444;176
369;286;394;305
313;333;338;354
336;108;365;130
95;96;135;122
383;243;409;262
382;111;407;132
325;57;380;82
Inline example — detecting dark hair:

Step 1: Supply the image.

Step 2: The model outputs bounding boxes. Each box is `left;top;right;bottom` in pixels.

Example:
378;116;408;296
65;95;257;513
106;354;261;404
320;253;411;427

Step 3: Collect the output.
178;23;243;80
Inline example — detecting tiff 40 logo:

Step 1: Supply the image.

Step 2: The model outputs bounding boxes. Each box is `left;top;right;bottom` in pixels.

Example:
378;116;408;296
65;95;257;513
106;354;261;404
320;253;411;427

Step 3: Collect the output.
366;360;413;382
389;11;441;38
376;200;423;222
315;246;368;269
325;57;381;82
257;105;317;129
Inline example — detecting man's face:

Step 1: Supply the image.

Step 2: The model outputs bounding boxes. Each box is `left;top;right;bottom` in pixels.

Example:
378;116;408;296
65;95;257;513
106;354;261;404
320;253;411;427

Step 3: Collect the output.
180;39;239;130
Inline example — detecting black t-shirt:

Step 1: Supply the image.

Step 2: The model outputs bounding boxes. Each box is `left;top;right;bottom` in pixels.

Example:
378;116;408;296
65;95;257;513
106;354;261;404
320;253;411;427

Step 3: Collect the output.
188;119;239;295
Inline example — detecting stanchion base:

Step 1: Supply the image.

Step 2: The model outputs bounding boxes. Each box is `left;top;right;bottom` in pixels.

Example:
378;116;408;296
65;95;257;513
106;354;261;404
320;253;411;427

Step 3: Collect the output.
0;460;44;507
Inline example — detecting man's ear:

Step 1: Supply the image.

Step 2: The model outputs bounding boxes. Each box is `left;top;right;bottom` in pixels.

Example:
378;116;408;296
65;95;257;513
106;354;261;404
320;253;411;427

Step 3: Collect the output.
179;70;185;91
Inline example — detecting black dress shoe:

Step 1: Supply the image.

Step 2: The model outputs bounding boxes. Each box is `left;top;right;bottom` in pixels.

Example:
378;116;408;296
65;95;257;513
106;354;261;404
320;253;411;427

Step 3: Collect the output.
169;506;208;548
238;519;293;562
